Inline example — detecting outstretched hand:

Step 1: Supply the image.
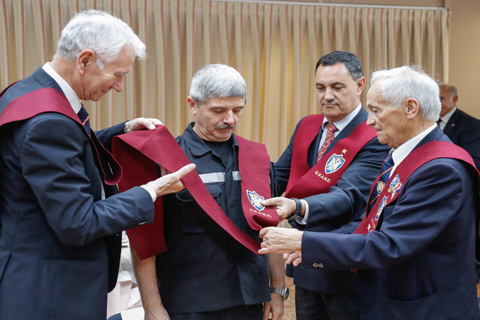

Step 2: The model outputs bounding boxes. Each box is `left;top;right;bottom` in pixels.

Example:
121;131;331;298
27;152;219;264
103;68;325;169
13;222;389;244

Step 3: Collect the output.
146;163;196;198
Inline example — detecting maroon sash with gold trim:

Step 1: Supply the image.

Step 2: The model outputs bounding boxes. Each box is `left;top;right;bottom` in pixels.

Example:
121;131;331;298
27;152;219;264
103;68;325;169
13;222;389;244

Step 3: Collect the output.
285;114;377;198
0;87;122;186
112;127;279;260
354;141;480;235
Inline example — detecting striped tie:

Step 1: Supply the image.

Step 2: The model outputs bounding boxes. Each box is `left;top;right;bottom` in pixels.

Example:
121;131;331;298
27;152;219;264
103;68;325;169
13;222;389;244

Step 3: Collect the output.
367;154;394;212
317;122;337;162
77;106;91;134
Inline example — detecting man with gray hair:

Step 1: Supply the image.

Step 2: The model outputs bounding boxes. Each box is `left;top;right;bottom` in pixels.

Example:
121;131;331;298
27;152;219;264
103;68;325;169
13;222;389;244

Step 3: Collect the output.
259;66;480;320
0;10;194;320
132;64;285;320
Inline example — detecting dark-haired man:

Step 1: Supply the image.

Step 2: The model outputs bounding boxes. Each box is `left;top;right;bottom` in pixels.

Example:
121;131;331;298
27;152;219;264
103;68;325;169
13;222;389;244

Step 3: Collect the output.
262;51;389;319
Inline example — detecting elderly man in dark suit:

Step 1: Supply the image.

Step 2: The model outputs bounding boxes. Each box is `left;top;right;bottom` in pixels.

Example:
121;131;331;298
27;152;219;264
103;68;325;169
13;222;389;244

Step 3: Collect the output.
438;83;480;169
0;10;194;320
259;66;480;320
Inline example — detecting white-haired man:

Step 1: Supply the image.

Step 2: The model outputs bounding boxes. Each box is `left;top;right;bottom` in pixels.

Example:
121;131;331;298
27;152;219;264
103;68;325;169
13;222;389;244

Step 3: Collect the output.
259;66;480;320
0;10;194;320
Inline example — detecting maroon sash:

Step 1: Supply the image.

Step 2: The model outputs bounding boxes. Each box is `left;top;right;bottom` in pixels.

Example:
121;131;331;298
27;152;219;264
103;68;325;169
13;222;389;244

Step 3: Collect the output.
111;127;279;260
285;114;377;198
0;87;122;186
354;141;480;235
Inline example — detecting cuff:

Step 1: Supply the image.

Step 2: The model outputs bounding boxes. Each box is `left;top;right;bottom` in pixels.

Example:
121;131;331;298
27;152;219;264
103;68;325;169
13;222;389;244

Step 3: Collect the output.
140;185;157;202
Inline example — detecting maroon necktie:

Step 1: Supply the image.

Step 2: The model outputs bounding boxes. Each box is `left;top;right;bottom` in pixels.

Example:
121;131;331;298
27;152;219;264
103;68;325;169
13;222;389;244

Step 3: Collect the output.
317;122;337;161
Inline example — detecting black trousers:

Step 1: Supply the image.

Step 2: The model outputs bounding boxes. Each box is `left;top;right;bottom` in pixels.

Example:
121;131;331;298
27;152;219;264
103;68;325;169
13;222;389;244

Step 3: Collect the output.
170;304;263;320
295;286;359;320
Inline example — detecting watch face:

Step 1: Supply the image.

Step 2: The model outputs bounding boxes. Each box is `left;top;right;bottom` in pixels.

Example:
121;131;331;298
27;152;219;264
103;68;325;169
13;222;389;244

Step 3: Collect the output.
284;288;289;300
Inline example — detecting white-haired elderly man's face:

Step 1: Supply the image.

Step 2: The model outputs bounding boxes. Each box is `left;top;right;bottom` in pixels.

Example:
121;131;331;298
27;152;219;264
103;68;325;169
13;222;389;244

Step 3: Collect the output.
366;82;411;149
74;45;135;102
188;96;245;142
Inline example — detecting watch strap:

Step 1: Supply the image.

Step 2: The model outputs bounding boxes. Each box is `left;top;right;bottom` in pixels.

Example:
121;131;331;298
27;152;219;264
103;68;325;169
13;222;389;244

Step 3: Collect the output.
286;198;302;220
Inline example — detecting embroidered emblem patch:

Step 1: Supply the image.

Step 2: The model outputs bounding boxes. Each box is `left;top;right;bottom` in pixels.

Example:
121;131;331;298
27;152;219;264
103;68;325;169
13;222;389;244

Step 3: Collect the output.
376;181;386;194
247;190;265;211
325;154;345;174
375;196;388;220
388;174;403;199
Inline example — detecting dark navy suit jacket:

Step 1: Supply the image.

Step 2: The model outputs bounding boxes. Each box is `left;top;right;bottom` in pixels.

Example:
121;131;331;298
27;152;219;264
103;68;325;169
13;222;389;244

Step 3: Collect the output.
0;67;155;320
274;108;390;294
443;108;480;169
302;127;480;320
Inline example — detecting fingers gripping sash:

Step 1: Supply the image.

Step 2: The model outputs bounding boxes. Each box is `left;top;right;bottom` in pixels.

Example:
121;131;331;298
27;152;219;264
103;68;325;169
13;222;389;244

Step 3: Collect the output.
112;126;278;260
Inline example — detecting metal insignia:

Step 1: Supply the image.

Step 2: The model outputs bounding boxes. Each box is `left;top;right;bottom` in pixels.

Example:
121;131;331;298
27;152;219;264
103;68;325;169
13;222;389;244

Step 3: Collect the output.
375;196;388;220
247;190;265;211
376;181;386;194
325;154;346;174
388;174;403;199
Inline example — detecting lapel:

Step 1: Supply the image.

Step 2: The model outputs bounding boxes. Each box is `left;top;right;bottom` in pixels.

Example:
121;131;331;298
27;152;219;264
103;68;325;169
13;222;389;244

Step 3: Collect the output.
443;108;460;137
415;126;445;149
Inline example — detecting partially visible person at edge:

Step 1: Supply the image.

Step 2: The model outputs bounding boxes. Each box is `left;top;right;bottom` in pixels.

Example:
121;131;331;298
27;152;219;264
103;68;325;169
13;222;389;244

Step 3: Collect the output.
262;51;389;320
131;64;286;320
437;83;480;169
0;10;194;320
260;65;480;320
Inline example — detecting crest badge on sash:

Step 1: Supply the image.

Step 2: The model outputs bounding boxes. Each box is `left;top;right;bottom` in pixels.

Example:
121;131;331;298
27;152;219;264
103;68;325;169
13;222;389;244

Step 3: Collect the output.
376;181;386;194
388;174;403;199
247;190;265;211
325;154;345;174
375;196;388;220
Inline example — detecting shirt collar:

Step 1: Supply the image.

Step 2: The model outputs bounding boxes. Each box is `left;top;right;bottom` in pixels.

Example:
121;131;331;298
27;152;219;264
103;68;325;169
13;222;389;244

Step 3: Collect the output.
391;123;438;172
42;62;82;114
183;122;238;157
322;103;362;133
440;107;456;125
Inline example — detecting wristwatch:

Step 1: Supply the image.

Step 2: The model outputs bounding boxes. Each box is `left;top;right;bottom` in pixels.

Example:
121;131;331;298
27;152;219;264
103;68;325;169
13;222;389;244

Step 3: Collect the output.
270;287;289;300
285;197;302;220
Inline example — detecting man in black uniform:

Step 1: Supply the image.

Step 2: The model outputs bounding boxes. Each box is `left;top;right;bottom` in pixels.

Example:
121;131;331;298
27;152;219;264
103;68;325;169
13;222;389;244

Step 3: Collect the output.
132;64;286;320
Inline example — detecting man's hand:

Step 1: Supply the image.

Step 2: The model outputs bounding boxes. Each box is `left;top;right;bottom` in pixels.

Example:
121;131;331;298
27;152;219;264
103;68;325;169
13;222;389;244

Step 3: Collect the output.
145;163;196;198
263;293;284;320
144;306;170;320
284;251;302;266
261;197;296;222
259;227;303;254
124;117;163;132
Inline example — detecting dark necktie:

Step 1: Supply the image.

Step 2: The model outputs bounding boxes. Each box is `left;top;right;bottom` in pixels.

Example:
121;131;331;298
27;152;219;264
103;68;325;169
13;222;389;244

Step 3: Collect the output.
367;154;394;212
77;106;91;134
317;122;337;162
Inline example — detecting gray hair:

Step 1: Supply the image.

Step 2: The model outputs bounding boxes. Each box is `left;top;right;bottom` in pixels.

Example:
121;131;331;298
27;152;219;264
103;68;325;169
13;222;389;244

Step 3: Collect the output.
370;66;440;121
438;83;458;97
54;10;146;69
189;64;247;105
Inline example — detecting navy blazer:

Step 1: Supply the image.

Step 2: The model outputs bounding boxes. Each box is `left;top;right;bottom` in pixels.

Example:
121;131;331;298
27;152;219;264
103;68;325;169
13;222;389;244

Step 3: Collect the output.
443;108;480;169
274;107;390;294
302;127;480;320
0;67;155;320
